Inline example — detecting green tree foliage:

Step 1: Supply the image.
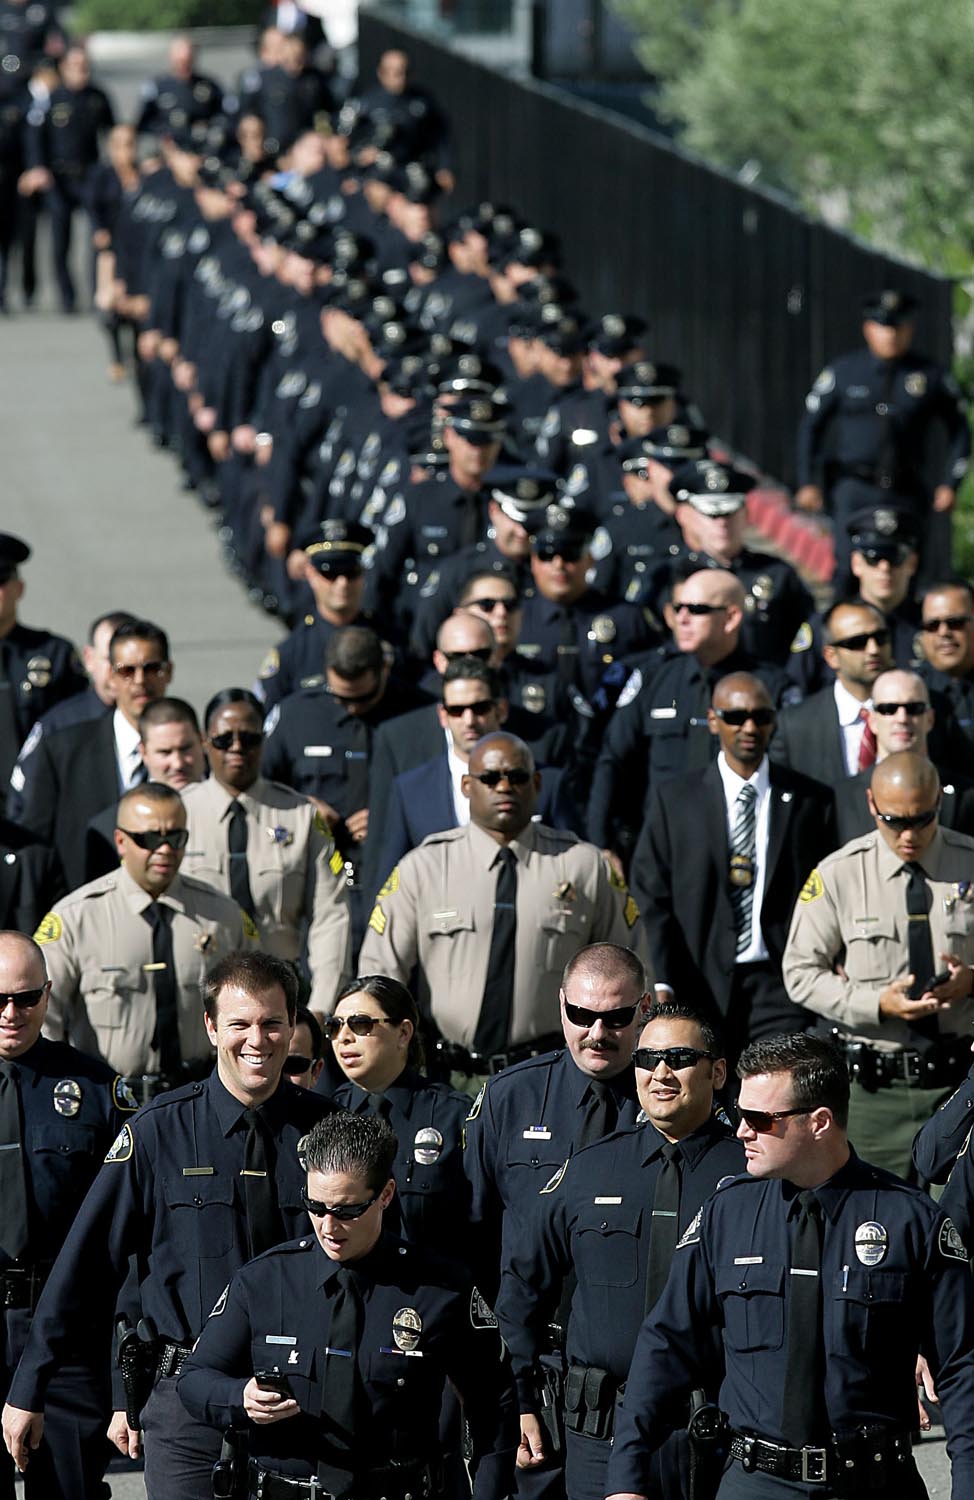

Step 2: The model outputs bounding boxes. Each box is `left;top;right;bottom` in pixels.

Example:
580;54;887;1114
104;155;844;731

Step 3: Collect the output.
76;0;260;29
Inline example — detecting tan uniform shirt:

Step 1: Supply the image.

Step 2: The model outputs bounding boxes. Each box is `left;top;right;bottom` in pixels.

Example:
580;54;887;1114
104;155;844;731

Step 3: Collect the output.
180;776;351;1012
358;820;650;1047
783;826;974;1047
36;867;252;1075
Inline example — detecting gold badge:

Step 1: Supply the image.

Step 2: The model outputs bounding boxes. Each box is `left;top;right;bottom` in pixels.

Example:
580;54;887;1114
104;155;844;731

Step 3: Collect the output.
799;869;824;903
904;372;927;398
729;854;754;889
392;1308;422;1353
590;616;616;645
53;1079;82;1117
554;880;576;903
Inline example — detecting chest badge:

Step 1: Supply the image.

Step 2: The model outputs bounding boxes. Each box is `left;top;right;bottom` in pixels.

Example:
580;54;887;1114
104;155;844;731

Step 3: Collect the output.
413;1127;443;1165
53;1078;82;1117
268;825;294;846
854;1221;888;1266
393;1307;422;1352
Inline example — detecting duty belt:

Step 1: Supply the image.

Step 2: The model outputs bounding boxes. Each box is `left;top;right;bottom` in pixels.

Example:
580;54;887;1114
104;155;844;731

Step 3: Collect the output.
433;1033;563;1078
730;1427;913;1487
155;1340;192;1380
0;1262;53;1312
834;1035;967;1090
248;1459;431;1500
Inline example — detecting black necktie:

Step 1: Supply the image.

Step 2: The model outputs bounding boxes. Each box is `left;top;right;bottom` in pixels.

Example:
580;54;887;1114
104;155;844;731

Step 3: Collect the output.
645;1143;682;1313
364;1093;391;1119
473;846;518;1056
142;902;181;1075
781;1190;827;1446
0;1061;29;1264
319;1266;364;1494
241;1108;282;1258
227;800;256;918
576;1079;619;1149
904;863;940;1041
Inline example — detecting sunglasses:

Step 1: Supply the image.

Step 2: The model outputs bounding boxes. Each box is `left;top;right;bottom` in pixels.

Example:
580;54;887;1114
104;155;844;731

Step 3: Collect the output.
830;629;891;651
467;597;519;614
871;805;938;834
469;768;533;788
209;730;263;751
858;546;913;567
328;684;379;707
282;1054;314;1075
444;648;492;663
0;984;49;1010
922;615;973;633
872;701;928;717
712;707;775;727
444;699;495;718
302;1188;380;1221
316;562;364;580
321;1013;396;1040
563;999;639;1030
112;660;169;679
622;394;669;408
738;1106;811;1133
535;543;586;563
633;1046;713;1071
673;602;727;617
116;826;190;851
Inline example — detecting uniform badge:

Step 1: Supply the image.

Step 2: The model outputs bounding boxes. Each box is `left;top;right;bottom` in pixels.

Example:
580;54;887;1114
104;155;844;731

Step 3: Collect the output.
470;1287;498;1330
589;615;617;645
939;1218;969;1263
413;1127;443;1165
540;1159;569;1194
729;854;754;889
703;465;729;492
104;1124;134;1163
812;367;836;394
750;573;775;602
113;1077;140;1112
26;655;51;687
53;1079;82;1117
799;870;824;903
616;667;643;709
51;103;72;127
554;881;576;903
368;905;387;937
34;912;62;945
904;373;927;398
268;826;294;846
854;1221;888;1266
602;314;626;339
873;509;898;535
521;683;547;715
590;528;612;562
623;895;639;928
392;1308;422;1353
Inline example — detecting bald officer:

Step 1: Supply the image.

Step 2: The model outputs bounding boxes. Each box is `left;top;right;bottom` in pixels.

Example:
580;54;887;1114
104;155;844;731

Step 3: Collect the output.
179;689;352;1014
36;782;253;1097
783;751;974;1177
359;732;649;1078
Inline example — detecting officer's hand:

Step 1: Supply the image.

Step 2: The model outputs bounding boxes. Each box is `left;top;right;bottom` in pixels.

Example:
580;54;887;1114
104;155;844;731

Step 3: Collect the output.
242;1378;299;1424
921;953;974;1005
92;228;111;251
933;486;956;513
265;522;291;558
915;1354;938;1432
107;1409;141;1458
195;405;217;434
232;424;257;454
516;1413;546;1469
309;797;341;831
877;976;944;1021
345;809;369;843
794;485;824;512
208;430;230;462
435;168;455;194
286;548;308;580
1;1404;44;1471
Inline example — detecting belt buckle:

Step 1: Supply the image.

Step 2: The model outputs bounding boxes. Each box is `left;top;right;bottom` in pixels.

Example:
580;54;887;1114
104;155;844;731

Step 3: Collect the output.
801;1447;828;1483
903;1052;922;1083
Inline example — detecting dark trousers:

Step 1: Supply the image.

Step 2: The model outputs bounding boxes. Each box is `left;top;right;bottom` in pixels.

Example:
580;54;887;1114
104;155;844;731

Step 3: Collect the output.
46;175;88;311
140;1371;224;1500
725;961;805;1068
1;1306;112;1500
716;1456;926;1498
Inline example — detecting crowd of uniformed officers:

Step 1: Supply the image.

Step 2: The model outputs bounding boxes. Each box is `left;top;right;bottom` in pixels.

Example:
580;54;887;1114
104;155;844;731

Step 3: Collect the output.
3;20;974;1500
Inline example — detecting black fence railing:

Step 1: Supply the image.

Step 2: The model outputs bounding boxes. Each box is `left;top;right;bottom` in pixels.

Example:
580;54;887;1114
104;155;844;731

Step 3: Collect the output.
358;10;954;491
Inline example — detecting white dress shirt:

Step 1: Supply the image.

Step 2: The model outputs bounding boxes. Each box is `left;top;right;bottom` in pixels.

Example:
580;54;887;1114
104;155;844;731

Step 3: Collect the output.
445;736;471;826
717;751;771;963
834;679;872;776
113;710;144;791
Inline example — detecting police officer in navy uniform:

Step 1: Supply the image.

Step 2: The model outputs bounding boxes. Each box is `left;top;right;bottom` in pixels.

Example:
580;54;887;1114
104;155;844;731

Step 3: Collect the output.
0;534;85;797
589;429;707;604
795;288;971;582
0;821;64;936
1;951;337;1500
135;36;223;144
177;1110;516;1500
0;930;138;1500
605;1032;974;1500
499;1003;742;1500
534;316;650;477
912;1052;974;1186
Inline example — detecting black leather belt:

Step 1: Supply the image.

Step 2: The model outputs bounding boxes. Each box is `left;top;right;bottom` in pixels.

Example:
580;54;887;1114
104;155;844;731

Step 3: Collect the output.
248;1459;430;1500
155;1340;191;1380
433;1034;562;1078
730;1427;912;1485
0;1263;53;1312
836;1036;968;1090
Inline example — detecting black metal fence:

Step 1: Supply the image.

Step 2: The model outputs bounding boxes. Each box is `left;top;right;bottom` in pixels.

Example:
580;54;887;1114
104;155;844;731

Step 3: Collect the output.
359;10;954;489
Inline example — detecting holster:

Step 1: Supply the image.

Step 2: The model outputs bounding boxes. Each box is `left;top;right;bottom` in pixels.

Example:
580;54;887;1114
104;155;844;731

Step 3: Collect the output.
114;1317;157;1432
563;1364;618;1442
212;1427;249;1500
686;1391;729;1500
538;1359;565;1457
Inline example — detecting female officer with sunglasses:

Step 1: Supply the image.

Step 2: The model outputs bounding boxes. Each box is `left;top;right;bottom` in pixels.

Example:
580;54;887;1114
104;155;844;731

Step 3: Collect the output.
323;976;473;1256
177;1111;517;1500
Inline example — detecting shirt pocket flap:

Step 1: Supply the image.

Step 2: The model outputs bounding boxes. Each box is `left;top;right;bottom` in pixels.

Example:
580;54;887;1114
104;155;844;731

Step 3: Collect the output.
425;905;474;937
31;1122;98;1156
576;1204;643;1238
251;1338;315;1379
833;1268;906;1305
716;1262;785;1297
164;1174;236;1210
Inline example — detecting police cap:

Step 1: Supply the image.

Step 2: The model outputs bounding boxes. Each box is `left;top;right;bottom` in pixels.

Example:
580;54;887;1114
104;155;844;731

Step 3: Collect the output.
305;520;374;571
536;314;587;356
488;466;561;524
616;361;681;401
669;459;756;516
525;502;598;553
0;534;30;574
847;504;920;562
443;397;508;443
434;353;505;395
861;288;919;326
586;314;648;357
620;425;709;473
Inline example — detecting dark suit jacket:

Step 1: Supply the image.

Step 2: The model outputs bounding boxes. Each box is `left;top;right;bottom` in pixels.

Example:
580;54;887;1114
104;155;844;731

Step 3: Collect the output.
0;819;66;935
631;760;835;1019
834;764;974;846
372;754;580;897
18;714;122;890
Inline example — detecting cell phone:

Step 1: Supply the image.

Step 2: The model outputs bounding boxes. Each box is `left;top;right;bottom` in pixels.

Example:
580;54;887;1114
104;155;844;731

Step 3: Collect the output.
253;1368;295;1398
921;970;951;993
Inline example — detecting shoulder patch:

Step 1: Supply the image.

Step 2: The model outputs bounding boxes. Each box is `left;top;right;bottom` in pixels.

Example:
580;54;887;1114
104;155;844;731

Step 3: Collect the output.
258;648;280;680
368;904;387;936
799;869;824;904
263;705;281;737
241;911;260;941
615;667;642;709
812;367;835;394
313;809;329;837
675;1206;703;1248
465;1082;486;1123
104;1124;134;1163
789;621;813;654
113;1077;140;1113
209;1284;230;1318
378;867;400;898
18;721;43;761
608;865;628;891
939;1217;969;1263
540;1158;569;1195
623;895;639;928
470;1286;498;1329
34;912;62;944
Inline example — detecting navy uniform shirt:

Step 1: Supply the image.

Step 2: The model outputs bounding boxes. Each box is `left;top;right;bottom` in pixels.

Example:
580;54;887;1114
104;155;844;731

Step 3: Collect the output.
333;1067;473;1253
0;623;86;787
514;588;658;705
917;662;974;750
2;1035;136;1267
788;597;921;697
177;1232;514;1490
463;1048;640;1301
135;71;223;139
255;610;400;712
6;1071;336;1410
912;1062;974;1184
647;546;814;669
937;1121;974;1253
26;83;114;177
797;348;971;498
607;1152;974;1497
6;686;109;820
590;497;682;605
367;475;489;625
497;1116;744;1401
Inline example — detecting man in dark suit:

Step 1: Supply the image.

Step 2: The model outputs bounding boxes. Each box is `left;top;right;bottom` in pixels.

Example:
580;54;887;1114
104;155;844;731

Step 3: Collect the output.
769;599;893;787
0;820;65;933
17;620;173;888
631;672;834;1061
373;657;578;894
834;667;974;843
